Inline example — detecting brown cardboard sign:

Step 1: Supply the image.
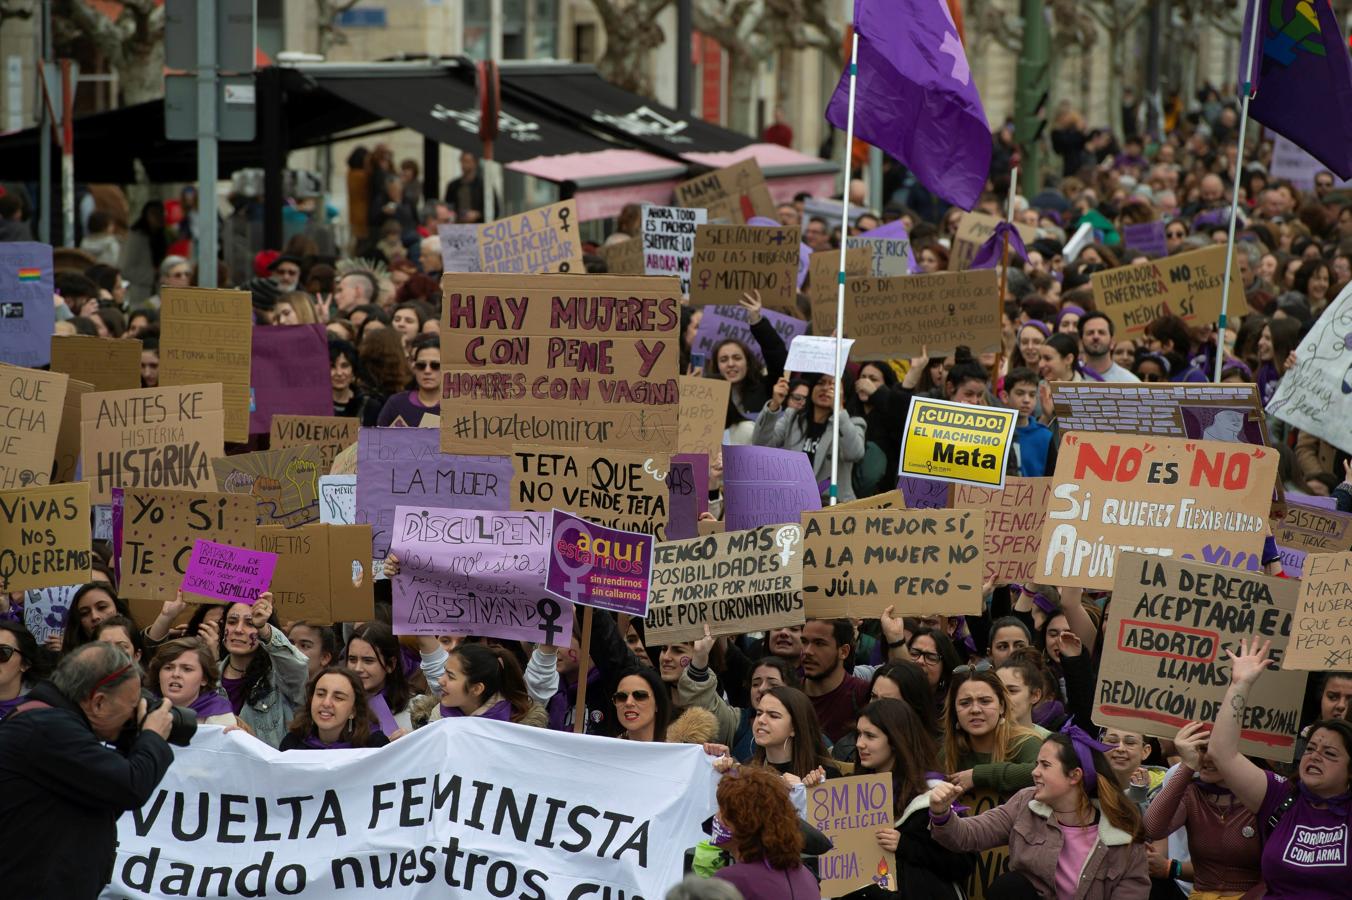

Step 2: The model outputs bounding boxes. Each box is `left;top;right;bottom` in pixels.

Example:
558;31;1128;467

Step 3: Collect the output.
1049;382;1271;448
644;524;804;643
0;364;66;489
255;523;375;624
1096;552;1305;759
0;481;91;591
802;509;984;618
689;224;801;310
677;375;730;460
674;158;776;225
830;489;906;511
953;478;1053;585
211;444;323;528
53;377;92;483
809;774;897;897
815;269;1002;360
1091;244;1243;339
1272;502;1352;553
1038;433;1277;590
118;488;257;619
269;415;360;473
50;335;142;394
477;199;584;275
439;273;681;456
158;287;253;443
512;444;668;540
1285;551;1352;671
81;383;224;504
950;212;1036;272
808;246;872;335
598;237;645;275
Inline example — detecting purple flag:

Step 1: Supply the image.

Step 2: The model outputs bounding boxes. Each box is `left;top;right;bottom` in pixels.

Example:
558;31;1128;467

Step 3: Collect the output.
825;0;991;209
1240;0;1352;179
970;221;1030;271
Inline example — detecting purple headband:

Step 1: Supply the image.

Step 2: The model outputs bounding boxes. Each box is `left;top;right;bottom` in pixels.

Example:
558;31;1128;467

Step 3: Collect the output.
1061;720;1113;797
1056;304;1086;325
1021;320;1051;338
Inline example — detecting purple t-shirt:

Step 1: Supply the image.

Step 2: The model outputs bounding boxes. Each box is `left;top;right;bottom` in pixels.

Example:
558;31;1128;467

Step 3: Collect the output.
714;861;819;900
1257;771;1350;898
376;391;438;427
221;675;247;715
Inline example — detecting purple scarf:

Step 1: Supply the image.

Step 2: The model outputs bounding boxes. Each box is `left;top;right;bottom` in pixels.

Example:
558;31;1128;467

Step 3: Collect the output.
547;666;602;731
0;694;26;721
441;696;512;722
1032;698;1066;727
301;734;353;750
189;690;234;719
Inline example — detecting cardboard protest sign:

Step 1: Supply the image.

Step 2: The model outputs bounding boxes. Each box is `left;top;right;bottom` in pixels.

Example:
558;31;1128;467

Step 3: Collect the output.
722;444;821;531
256;524;374;623
665;459;702;541
1268;281;1352;454
899;474;952;510
51;335;142;394
674;158;776;224
513;444;668;539
53;377;92;483
477;199;583;274
318;474;356;525
951;212;1036;272
158;287;253;443
1285;552;1352;670
440;273;681;456
1092;244;1243;337
819;269;1003;360
389;506;574;645
1096;552;1305;759
249;324;330;435
80;383;224;504
0;364;66;489
0;481;91;591
119;488;257;619
953;478;1053;585
900;398;1017;489
832;489;906;511
546;509;654;615
644;523;804;644
965;787;1012;900
598;237;644;276
809;774;897;897
181;539;278;604
785;335;855;377
689;304;807;369
802;509;984;618
23;584;79;646
642;204;706;294
845;234;913;278
0;242;56;367
807;246;872;335
355;427;513;560
211;445;322;529
1051;382;1271;447
437;223;481;273
676;375;729;460
1273;501;1352;553
270;415;360;472
1039;433;1277;590
1121;221;1168;257
690;224;801;312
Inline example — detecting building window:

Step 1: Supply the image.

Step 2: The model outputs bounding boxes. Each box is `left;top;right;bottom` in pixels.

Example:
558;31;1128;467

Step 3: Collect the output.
574;22;597;64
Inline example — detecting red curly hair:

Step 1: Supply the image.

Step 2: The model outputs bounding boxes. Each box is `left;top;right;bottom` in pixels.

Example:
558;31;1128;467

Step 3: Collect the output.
715;766;803;870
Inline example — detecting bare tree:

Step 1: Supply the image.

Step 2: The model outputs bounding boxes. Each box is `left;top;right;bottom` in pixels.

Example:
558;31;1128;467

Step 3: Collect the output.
589;0;675;96
45;0;165;105
1081;0;1152;135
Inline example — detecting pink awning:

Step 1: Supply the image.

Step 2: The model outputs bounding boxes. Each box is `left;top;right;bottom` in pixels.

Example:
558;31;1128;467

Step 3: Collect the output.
681;143;838;203
506;148;689;221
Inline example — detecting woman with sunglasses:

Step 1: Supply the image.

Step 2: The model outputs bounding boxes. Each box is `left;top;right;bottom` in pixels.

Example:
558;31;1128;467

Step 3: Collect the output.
749;686;841;786
280;667;389;750
376;333;440;426
941;669;1044;797
755;370;868;504
1208;638;1352;899
612;666;672;742
0;622;49;722
929;727;1150;900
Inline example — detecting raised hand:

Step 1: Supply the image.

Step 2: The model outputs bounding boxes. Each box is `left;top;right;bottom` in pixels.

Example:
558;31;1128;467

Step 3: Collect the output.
1225;637;1274;687
738;290;764;325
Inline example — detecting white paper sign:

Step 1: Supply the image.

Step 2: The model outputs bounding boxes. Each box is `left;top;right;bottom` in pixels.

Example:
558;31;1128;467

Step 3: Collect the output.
437;224;481;273
642;204;707;296
1268;282;1352;454
785;335;856;377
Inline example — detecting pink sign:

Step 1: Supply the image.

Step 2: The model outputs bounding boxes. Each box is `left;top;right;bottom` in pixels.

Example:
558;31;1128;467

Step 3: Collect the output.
181;539;278;604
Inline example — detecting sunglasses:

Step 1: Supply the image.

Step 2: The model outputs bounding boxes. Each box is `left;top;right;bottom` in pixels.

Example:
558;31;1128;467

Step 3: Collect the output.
0;646;21;663
413;361;441;372
612;689;652;703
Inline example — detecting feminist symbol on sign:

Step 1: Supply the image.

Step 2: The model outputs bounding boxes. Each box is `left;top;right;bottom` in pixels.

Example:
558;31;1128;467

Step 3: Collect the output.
557;206;572;233
536;597;564;645
553;519;597;603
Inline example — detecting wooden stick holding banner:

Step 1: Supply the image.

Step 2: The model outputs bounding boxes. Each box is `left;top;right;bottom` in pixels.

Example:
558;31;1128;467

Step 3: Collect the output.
573;605;594;734
830;31;861;507
996;167;1017;376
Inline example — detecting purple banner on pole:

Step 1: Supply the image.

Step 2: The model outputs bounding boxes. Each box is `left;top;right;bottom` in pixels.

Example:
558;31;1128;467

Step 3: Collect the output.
897;475;950;510
0;242;56;367
1121;221;1168;257
666;453;709;541
181;539;278;604
691;305;808;369
389;506;574;644
249;324;331;435
546;509;654;616
355;427;513;559
724;444;822;530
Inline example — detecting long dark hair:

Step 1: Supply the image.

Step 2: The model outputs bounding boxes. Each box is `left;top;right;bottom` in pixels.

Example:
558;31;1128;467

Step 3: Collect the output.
845;360;898;418
288;666;379;747
750;686;835;776
748;655;800;692
909;626;963;699
870;660;941;738
62;583;131;652
214;602;282;708
448;642;532;721
710;338;767;427
345;622;412;713
0;621;51;686
613;665;671;741
856;698;939;814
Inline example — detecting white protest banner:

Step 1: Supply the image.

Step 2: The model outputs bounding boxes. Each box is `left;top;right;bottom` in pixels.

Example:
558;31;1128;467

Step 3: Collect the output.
642;204;706;295
104;720;716;900
1268;281;1352;454
784;335;855;377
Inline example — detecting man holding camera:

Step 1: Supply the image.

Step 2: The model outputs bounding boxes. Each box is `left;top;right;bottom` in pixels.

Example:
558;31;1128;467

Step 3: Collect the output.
0;642;176;898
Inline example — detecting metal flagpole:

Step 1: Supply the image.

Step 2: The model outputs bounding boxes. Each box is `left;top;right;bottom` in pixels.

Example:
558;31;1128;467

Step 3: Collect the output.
830;31;861;507
1215;5;1263;382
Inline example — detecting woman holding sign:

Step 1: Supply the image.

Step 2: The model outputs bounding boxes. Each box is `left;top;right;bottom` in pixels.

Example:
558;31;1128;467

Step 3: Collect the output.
1208;638;1352;899
710;290;787;445
754;371;867;503
212;595;310;748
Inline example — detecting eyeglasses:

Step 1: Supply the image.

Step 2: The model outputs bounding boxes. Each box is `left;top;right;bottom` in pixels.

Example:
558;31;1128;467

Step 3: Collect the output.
787;393;809;404
612;689;651;703
1166;230;1186;239
413;361;441;372
0;645;21;663
908;648;942;665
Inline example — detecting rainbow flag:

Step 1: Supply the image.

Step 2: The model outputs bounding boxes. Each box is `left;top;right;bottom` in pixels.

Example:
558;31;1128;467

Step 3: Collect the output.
17;268;41;282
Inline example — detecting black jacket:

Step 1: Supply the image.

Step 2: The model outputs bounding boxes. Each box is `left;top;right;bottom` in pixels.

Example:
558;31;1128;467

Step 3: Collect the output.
0;681;174;898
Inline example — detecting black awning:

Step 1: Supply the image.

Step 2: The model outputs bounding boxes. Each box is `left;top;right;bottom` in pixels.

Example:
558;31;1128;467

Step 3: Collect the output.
498;65;752;158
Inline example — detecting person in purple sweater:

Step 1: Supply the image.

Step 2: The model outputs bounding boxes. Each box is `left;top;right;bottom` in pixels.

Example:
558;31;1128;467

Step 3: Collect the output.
376;332;441;426
712;765;820;900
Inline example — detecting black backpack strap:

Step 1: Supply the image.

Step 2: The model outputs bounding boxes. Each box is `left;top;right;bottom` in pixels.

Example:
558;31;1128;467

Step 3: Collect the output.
1263;786;1299;840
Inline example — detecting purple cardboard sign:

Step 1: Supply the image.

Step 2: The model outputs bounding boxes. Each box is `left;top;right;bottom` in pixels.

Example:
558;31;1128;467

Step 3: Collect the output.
389;506;574;644
0;242;56;368
356;427;513;559
691;305;808;369
1121;221;1168;257
1277;545;1307;577
859;219;920;271
180;539;278;604
723;444;822;530
249;325;331;435
897;475;950;510
546;509;654;616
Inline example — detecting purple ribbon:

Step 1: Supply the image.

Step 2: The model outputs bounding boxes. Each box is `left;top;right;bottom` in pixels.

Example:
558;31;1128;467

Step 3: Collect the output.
1061;719;1113;797
970;221;1030;271
368;692;400;736
301;734;353;750
1011;583;1058;615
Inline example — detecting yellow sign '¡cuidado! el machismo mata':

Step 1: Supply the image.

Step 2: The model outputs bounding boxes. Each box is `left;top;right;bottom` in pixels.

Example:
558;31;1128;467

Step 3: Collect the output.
900;397;1017;489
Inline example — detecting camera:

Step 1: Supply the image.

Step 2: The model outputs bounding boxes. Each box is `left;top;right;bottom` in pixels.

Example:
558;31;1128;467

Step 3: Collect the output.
139;689;198;747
